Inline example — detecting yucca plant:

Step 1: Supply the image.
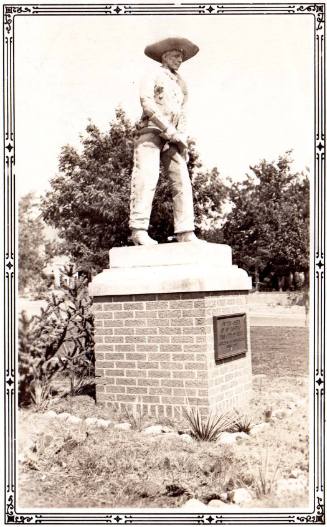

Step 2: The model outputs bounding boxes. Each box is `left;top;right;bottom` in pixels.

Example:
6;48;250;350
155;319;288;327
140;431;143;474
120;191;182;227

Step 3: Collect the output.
183;406;234;442
30;379;52;411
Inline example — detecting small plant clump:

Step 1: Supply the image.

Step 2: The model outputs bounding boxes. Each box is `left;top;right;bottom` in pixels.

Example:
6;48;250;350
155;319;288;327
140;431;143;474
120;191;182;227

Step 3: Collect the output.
123;400;149;431
183;406;235;442
230;410;254;434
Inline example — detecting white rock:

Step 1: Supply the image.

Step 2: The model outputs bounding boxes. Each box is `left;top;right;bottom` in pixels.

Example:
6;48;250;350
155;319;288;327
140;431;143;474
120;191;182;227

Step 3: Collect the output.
208;500;241;510
56;412;71;421
96;418;111;429
228;488;253;505
249;423;269;435
67;415;82;425
181;498;208;510
218;432;237;445
143;425;164;435
207;499;227;508
180;433;193;443
84;417;99;427
162;426;174;433
275;478;308;497
290;469;306;479
114;422;131;431
18;453;26;463
43;410;57;418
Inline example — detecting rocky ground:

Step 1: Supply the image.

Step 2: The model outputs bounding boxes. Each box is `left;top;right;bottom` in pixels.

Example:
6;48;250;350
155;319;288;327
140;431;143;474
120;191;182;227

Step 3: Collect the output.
18;373;309;509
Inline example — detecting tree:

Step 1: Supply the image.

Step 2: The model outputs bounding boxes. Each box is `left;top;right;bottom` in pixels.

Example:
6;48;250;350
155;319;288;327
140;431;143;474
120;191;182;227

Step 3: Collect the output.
222;153;309;289
18;193;57;294
41;108;227;271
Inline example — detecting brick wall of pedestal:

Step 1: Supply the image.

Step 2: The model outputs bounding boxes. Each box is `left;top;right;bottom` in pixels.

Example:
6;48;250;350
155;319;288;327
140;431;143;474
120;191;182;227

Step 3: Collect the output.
92;291;251;417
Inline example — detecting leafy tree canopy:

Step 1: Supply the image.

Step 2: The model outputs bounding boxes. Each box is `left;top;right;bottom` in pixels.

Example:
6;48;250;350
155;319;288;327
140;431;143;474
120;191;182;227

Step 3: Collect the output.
19;193;57;294
222;152;309;286
41;108;227;271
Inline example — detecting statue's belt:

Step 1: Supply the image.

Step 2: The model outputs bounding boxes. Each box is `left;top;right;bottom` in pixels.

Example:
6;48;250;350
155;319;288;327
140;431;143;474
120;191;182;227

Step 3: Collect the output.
136;126;163;136
135;126;171;151
135;126;187;155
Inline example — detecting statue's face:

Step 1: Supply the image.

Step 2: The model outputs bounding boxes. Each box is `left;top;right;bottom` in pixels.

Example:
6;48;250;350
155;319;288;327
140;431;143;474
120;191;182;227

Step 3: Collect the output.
161;50;183;72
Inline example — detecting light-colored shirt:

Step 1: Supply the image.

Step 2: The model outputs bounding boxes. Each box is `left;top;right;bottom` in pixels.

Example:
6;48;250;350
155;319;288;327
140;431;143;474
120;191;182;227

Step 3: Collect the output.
137;65;188;135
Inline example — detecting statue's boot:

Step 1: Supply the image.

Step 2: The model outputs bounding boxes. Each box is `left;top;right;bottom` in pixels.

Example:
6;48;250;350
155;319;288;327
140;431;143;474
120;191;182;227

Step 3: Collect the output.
131;229;158;246
176;231;203;243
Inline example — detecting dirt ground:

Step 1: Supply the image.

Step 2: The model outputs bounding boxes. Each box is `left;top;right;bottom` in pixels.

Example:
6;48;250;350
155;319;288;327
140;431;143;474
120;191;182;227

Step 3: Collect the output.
18;374;309;509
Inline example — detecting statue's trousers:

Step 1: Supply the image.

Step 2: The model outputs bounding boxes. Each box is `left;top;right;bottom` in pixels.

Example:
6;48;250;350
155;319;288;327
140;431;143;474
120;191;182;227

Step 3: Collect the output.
129;132;195;234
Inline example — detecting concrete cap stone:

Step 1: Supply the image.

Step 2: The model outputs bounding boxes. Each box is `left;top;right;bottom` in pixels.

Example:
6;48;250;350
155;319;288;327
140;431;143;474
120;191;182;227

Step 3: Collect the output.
89;242;252;296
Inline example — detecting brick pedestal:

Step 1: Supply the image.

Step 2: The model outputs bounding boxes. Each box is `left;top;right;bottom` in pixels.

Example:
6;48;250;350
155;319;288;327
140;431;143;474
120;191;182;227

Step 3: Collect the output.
89;242;252;417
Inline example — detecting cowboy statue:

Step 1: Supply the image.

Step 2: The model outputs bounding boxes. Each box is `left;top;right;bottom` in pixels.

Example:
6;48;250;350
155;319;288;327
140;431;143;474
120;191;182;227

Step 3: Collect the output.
129;36;201;246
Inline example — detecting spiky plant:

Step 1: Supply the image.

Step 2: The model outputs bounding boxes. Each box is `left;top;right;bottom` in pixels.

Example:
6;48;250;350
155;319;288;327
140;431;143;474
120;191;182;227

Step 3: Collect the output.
183;406;234;442
230;410;254;434
30;379;52;411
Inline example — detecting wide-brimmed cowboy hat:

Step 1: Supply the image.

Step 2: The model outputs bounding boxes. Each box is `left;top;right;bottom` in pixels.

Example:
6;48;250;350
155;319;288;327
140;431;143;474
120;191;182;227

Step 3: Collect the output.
144;37;199;63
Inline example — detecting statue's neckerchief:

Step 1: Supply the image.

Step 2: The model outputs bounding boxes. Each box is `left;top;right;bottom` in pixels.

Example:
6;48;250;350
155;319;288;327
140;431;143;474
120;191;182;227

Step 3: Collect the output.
160;65;186;94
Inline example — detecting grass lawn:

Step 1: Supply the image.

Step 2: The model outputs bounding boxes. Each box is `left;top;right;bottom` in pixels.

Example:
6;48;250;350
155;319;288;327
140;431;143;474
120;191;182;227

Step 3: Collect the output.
18;326;309;510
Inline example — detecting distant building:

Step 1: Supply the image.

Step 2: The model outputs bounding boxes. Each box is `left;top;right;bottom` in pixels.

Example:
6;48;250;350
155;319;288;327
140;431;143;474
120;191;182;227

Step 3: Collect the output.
43;255;71;287
43;255;93;289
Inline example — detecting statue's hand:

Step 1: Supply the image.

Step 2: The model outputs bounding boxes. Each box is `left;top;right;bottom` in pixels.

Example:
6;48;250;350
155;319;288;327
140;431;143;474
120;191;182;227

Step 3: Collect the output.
177;143;189;163
162;127;189;161
164;126;187;147
163;125;178;141
171;133;188;149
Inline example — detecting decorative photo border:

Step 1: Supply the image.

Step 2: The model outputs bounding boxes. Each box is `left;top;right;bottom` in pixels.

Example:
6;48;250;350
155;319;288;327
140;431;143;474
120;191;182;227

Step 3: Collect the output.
3;2;325;524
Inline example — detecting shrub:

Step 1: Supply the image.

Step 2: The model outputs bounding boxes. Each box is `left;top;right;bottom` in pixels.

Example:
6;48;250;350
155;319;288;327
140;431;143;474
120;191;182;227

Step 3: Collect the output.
18;266;94;407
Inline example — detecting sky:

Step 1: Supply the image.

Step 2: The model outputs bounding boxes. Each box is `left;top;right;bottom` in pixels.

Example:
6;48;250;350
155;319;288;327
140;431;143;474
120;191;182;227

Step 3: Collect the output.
14;13;314;197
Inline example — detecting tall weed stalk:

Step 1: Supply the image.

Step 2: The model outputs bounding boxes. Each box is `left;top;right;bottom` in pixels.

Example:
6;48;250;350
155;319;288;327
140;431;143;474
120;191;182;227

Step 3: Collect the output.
123;397;148;431
252;448;280;497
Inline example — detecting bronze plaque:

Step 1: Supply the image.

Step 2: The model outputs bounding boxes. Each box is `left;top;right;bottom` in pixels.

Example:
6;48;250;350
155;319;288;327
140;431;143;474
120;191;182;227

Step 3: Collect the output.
213;313;247;362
